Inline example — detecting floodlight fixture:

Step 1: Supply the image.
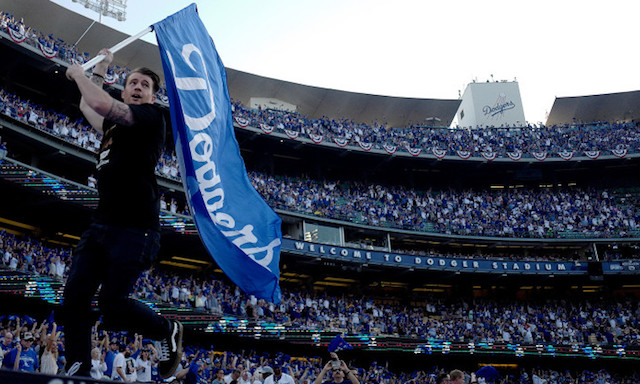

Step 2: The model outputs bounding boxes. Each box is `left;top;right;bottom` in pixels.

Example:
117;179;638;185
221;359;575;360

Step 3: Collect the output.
73;0;127;22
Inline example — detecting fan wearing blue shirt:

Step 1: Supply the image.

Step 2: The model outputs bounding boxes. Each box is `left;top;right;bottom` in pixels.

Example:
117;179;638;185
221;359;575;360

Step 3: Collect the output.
2;332;39;372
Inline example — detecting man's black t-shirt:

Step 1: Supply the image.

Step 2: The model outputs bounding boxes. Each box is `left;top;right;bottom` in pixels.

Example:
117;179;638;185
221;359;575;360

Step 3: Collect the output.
95;103;166;229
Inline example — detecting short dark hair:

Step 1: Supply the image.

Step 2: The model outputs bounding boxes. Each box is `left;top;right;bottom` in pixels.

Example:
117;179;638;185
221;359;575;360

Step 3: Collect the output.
129;67;160;93
436;373;450;384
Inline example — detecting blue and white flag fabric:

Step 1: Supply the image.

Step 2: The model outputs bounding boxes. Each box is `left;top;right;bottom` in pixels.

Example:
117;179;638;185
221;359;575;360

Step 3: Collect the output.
328;335;353;352
153;4;283;303
44;310;55;327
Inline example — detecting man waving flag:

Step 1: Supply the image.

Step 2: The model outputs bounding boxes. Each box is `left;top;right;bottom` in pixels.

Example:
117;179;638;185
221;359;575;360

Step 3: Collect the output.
153;4;282;303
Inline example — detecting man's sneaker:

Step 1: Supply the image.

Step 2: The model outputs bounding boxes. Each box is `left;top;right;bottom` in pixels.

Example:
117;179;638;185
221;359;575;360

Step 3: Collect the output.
65;361;83;376
155;320;184;378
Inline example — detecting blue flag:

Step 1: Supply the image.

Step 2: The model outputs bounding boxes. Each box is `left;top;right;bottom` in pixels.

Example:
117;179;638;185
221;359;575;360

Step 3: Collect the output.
23;315;36;326
328;335;353;352
153;4;282;303
44;310;55;326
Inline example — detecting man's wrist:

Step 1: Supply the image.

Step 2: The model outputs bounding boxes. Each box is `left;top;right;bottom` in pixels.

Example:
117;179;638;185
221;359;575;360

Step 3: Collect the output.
90;72;105;86
94;63;109;73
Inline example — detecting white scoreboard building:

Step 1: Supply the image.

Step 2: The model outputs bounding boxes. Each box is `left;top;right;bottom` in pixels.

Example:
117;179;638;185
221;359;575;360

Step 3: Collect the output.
453;80;526;128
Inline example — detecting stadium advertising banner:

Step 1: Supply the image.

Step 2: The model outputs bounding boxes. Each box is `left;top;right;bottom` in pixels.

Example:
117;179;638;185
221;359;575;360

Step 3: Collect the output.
604;260;640;273
282;238;588;275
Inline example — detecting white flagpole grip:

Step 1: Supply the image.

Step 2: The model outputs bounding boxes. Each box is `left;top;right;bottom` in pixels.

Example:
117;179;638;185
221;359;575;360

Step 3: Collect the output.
81;26;154;71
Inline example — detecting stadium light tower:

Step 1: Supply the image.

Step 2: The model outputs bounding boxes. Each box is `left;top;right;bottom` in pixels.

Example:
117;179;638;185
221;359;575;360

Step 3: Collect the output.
71;0;127;22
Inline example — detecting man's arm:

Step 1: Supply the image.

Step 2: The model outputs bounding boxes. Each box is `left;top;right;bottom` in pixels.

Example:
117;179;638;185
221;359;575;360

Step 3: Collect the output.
100;330;108;349
74;49;111;133
66;49;135;131
148;343;158;362
133;334;141;353
313;361;331;384
174;365;189;380
116;365;127;382
345;369;360;384
69;66;134;128
79;73;106;133
12;318;21;339
13;345;21;370
340;360;359;384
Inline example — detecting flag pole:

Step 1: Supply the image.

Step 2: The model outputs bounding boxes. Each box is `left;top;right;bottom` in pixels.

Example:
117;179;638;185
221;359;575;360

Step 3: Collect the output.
81;26;154;71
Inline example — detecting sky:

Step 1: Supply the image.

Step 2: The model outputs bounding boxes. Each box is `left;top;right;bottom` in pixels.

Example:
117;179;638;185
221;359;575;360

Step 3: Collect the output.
52;0;640;125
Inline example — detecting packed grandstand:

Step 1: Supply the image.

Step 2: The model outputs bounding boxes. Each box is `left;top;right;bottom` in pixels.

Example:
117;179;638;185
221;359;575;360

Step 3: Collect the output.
1;1;640;384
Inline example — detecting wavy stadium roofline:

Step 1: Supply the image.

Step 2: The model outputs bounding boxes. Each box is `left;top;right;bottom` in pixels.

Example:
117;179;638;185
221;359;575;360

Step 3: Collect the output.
5;0;640;130
0;0;460;128
1;28;638;164
2;21;639;165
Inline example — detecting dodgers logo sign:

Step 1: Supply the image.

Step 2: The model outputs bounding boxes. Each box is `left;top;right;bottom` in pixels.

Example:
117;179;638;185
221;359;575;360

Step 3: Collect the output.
483;92;516;118
154;4;282;303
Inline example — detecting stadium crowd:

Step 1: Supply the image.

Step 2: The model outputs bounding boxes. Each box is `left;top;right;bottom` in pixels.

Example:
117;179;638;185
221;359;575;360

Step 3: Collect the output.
3;24;640;238
2;10;640;384
2;230;640;348
232;101;640;157
133;269;640;347
1;313;639;383
3;9;640;161
0;86;180;184
4;81;640;239
249;172;640;238
3;82;640;240
1;11;142;94
3;11;640;240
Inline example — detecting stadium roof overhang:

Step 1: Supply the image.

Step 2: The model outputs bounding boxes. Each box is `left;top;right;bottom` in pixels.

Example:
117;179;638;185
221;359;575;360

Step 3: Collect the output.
1;0;460;128
547;90;640;126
